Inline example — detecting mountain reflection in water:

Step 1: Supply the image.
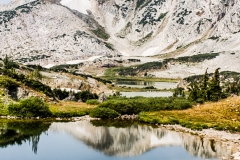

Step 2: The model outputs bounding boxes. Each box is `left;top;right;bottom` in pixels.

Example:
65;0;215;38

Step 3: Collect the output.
50;121;237;159
0;120;238;159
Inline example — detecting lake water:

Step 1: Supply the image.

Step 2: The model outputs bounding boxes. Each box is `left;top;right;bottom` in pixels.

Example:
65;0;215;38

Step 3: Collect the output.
120;91;173;97
0;120;237;160
116;80;177;89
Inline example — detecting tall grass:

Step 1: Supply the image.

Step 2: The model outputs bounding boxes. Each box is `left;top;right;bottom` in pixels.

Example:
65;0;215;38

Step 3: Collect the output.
138;96;240;132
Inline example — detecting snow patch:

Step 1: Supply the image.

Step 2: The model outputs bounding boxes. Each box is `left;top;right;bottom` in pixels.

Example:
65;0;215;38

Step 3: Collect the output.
60;0;92;15
120;51;130;56
66;56;103;64
141;47;160;56
43;64;55;69
60;88;81;92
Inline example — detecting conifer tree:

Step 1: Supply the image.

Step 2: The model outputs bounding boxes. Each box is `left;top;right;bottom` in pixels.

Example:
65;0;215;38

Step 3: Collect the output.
3;55;10;69
208;68;222;101
200;68;209;101
188;81;199;101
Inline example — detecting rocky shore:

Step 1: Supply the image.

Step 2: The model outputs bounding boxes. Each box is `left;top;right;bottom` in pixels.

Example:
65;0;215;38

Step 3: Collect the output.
70;115;240;159
161;124;240;160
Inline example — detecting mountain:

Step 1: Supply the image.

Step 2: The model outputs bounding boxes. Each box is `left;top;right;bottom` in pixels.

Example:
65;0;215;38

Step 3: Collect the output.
0;0;118;67
0;0;239;77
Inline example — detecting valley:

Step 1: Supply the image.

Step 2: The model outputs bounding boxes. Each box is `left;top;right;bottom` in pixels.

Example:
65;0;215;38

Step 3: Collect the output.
0;0;240;159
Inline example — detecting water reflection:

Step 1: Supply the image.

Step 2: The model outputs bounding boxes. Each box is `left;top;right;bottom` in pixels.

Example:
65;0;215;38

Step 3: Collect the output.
120;91;173;97
0;120;238;159
0;120;51;153
50;121;237;159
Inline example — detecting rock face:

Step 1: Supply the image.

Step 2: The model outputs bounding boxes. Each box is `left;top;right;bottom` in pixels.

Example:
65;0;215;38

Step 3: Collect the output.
59;0;240;57
0;0;240;76
0;0;118;66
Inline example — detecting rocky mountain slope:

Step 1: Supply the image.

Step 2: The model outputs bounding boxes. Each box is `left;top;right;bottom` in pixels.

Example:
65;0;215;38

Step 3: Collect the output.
0;0;118;67
0;0;239;77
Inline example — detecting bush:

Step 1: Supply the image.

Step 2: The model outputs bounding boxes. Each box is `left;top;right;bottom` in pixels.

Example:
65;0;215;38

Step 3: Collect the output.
171;98;193;110
98;100;141;115
75;90;98;102
53;88;69;100
98;97;193;115
8;97;51;117
1;69;54;97
196;98;204;104
86;99;100;105
0;76;19;90
90;107;120;119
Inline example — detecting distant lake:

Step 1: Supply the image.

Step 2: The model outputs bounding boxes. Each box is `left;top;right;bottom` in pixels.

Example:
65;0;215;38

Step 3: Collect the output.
120;91;173;97
0;120;237;160
116;80;177;89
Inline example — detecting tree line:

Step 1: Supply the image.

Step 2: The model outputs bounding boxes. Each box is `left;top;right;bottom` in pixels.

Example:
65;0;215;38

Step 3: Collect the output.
174;68;240;103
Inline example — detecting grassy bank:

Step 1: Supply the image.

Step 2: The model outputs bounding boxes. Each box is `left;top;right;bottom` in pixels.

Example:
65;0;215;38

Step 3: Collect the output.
49;101;97;117
90;97;193;119
138;96;240;132
0;99;97;118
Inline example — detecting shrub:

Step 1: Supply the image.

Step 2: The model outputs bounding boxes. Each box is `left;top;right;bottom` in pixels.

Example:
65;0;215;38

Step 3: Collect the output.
196;98;204;104
8;97;51;117
90;107;120;119
86;99;100;105
53;88;69;100
171;98;193;110
75;90;98;102
0;69;54;97
98;97;193;115
0;76;19;90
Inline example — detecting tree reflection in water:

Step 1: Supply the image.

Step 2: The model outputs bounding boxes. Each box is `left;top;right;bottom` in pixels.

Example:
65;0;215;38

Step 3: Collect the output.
0;120;239;159
0;120;51;154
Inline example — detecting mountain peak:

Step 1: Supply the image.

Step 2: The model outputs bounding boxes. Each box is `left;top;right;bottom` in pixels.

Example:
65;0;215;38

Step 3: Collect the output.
60;0;92;15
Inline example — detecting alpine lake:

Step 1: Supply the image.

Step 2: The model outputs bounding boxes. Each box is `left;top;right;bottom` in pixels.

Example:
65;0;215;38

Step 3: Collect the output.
0;120;237;160
116;80;177;97
0;80;237;160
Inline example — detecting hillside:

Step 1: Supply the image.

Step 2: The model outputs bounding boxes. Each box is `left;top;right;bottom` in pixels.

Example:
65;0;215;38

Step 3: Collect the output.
0;0;239;78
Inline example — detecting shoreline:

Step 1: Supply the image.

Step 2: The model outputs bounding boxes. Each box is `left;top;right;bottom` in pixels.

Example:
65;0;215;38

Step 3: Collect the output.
1;115;240;159
160;124;240;160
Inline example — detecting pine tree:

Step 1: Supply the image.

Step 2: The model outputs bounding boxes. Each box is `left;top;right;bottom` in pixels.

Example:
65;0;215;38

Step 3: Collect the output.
200;68;209;101
173;87;185;97
3;55;10;69
188;81;200;101
208;68;222;101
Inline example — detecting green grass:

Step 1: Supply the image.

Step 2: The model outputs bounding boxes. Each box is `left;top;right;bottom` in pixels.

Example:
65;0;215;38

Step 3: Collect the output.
49;101;97;117
138;96;240;132
103;68;179;82
0;88;10;116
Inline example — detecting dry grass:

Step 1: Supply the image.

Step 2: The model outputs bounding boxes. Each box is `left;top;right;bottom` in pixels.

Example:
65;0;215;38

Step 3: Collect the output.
139;96;240;131
49;101;97;117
